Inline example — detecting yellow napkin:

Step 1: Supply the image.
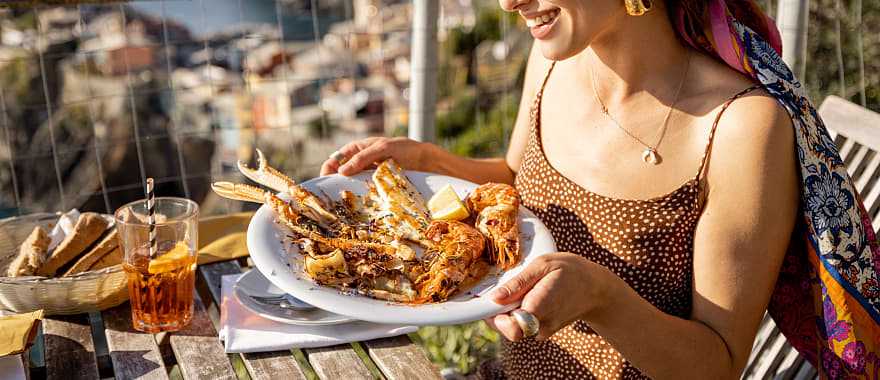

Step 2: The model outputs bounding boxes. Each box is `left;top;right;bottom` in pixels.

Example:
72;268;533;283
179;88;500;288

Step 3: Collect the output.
0;310;43;357
197;212;254;265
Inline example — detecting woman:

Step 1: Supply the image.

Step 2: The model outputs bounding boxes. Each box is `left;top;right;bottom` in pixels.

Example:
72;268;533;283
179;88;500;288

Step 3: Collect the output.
321;0;880;378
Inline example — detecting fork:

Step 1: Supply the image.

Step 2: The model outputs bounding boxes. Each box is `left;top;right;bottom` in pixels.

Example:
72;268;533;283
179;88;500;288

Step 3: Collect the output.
246;293;316;311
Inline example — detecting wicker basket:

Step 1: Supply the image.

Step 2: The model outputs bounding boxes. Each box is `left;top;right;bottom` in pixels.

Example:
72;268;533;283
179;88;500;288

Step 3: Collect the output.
0;213;129;315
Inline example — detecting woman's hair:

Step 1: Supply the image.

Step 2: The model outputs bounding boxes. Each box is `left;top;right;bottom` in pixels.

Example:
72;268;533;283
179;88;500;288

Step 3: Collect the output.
667;0;783;76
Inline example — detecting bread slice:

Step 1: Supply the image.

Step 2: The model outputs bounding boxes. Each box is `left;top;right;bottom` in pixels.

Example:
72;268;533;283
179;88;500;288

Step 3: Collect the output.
6;226;51;277
88;246;123;271
62;228;119;276
37;213;110;277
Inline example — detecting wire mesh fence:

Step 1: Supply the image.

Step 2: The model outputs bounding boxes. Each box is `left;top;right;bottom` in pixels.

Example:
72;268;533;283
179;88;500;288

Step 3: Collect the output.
0;0;524;219
0;0;875;220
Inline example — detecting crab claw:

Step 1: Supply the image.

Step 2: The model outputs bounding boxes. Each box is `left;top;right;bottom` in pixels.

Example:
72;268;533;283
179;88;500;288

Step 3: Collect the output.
238;149;339;228
211;182;271;203
237;149;297;194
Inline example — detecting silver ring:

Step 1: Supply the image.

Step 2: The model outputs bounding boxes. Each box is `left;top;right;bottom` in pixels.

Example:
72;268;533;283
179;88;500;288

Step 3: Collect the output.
329;150;347;164
511;309;540;338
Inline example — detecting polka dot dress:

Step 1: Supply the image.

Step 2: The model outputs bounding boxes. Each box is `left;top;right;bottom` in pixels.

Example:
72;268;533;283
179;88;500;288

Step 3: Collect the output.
500;63;758;380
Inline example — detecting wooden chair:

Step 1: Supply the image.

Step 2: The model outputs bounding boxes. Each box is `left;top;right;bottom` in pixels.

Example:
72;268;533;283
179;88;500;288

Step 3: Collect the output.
741;95;880;379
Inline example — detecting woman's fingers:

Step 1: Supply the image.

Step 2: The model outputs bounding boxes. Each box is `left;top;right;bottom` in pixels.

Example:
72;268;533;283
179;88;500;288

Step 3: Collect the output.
320;139;375;176
492;257;549;304
338;140;392;176
491;314;525;341
519;276;560;340
320;160;339;176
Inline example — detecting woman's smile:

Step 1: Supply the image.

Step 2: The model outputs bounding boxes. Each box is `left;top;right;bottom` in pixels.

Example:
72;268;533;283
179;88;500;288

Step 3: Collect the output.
522;8;560;39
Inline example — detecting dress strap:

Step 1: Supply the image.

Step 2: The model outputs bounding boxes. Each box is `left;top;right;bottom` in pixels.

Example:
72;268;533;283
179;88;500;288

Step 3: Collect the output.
695;84;762;182
532;61;557;109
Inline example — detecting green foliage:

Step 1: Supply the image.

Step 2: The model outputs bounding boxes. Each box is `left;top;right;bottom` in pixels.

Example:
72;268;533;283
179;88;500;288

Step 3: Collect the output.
804;0;879;111
440;93;519;158
417;321;501;374
437;92;478;139
444;6;518;57
0;59;32;102
12;11;35;31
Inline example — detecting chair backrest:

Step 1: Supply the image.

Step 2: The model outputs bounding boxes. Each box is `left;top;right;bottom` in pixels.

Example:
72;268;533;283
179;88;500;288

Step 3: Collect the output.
741;95;880;380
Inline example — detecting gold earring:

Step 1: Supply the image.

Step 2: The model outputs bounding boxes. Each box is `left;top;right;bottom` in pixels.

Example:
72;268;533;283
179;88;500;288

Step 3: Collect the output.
625;0;653;16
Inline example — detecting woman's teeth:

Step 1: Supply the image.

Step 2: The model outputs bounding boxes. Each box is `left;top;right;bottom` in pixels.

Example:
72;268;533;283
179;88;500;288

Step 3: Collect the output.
525;11;559;28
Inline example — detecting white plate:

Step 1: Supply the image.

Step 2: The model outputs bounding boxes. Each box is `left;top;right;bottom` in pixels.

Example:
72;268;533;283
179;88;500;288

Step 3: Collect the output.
233;268;355;326
246;171;557;326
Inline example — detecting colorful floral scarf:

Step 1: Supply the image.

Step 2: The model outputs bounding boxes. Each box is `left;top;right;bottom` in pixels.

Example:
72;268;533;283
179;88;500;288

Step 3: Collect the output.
675;0;880;377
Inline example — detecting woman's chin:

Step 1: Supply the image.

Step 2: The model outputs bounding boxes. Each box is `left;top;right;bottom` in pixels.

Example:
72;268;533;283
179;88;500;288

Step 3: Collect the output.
537;41;579;61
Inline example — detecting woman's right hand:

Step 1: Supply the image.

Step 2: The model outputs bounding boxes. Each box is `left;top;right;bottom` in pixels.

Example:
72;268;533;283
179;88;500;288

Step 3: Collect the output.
320;137;435;176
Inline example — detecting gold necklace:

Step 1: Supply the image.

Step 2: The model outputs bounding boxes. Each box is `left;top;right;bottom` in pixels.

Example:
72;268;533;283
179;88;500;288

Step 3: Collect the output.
589;52;691;165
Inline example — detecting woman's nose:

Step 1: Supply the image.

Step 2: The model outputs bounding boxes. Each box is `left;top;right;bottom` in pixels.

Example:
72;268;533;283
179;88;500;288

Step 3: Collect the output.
499;0;532;12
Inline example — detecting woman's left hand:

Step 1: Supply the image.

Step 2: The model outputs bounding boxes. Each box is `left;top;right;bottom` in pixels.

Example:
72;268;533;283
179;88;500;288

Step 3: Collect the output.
485;253;617;341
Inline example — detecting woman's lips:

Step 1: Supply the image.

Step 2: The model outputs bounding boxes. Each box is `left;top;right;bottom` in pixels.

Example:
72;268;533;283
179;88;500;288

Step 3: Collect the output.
525;10;559;40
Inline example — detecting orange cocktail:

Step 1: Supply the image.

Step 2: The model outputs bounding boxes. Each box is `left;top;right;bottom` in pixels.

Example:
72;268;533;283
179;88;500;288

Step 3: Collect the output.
115;198;199;333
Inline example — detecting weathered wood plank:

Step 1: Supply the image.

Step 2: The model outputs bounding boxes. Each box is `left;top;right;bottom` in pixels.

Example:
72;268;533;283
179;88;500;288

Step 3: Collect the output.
241;351;308;380
88;312;114;378
363;336;440;380
751;335;789;379
197;261;312;380
854;153;880;194
838;139;860;166
304;345;373;380
792;360;817;380
819;95;880;152
865;180;880;229
775;348;804;380
846;145;871;177
102;304;169;380
43;314;100;380
743;316;780;377
168;295;237;380
198;260;242;309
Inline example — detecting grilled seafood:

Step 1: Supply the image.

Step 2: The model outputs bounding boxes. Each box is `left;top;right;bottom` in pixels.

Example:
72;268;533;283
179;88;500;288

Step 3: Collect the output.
211;182;400;256
211;150;523;304
238;149;340;230
371;159;433;247
466;183;521;270
299;238;420;302
415;220;487;303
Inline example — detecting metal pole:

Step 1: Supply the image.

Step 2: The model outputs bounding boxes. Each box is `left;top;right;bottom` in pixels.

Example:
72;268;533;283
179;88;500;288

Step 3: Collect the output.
408;0;439;143
776;0;809;80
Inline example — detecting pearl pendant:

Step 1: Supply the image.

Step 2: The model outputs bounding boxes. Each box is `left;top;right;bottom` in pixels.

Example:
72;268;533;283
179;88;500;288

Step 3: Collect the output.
642;148;661;165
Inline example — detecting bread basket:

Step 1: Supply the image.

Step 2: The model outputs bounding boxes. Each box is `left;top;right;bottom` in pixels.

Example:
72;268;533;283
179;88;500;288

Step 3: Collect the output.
0;213;128;315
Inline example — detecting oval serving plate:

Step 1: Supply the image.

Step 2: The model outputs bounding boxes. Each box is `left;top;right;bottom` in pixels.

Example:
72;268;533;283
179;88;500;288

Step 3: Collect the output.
246;171;557;326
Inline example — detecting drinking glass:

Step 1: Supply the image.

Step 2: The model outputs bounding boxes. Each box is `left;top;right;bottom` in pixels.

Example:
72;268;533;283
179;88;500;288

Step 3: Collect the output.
115;197;198;333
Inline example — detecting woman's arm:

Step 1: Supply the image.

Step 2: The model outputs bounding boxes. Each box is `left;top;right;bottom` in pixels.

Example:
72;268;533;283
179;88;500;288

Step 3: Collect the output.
320;41;548;185
489;93;799;379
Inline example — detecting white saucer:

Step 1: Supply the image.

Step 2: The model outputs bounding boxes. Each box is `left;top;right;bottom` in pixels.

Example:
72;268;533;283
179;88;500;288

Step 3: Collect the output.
233;269;355;326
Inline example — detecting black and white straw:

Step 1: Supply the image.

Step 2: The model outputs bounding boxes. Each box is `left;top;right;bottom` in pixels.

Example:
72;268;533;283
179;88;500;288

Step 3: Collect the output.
146;178;157;258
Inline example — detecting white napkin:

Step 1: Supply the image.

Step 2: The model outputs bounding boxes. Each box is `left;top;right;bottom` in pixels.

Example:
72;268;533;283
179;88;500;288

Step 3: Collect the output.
48;209;80;252
47;209;115;253
219;274;418;353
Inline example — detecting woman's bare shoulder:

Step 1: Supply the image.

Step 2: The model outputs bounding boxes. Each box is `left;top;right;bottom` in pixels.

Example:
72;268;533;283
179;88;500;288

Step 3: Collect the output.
683;51;797;193
685;51;792;139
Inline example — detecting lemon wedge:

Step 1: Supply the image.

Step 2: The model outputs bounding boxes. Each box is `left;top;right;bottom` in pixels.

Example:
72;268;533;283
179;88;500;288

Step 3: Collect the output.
428;184;470;221
148;242;194;274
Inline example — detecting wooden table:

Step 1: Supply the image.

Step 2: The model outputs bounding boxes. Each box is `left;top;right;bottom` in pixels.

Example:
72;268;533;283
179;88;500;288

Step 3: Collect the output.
22;259;441;380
